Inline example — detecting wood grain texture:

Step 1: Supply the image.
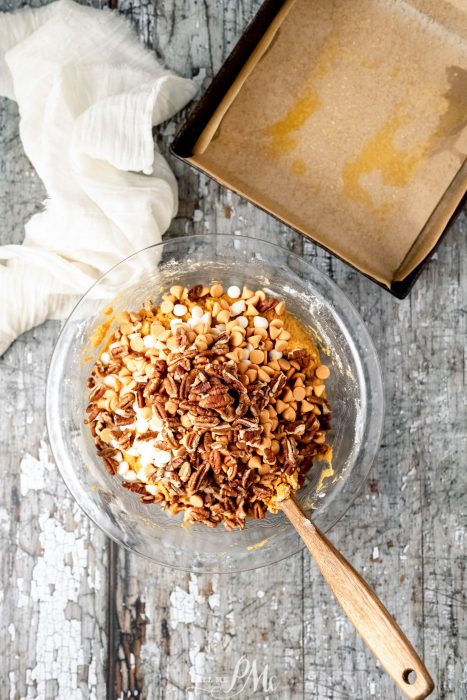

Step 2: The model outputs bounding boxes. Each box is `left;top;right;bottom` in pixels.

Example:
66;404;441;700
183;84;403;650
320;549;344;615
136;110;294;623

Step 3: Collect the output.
282;497;434;700
0;1;466;699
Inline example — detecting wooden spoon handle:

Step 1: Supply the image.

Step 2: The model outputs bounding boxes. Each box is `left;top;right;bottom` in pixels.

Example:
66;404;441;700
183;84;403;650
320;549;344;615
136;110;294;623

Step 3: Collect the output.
282;496;434;700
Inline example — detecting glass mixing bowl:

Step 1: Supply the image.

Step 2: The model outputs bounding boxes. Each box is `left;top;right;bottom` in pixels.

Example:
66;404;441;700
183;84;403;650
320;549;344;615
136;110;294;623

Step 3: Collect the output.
46;234;383;573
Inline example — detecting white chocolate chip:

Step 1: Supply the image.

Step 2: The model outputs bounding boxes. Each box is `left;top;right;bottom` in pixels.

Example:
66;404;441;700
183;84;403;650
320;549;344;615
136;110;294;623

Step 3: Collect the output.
227;285;241;299
143;335;155;348
253;316;269;329
269;349;283;360
191;305;204;319
154;450;172;467
173;303;188;317
170;318;183;329
124;470;137;482
135;419;149;434
237;316;248;328
201;312;212;326
117;461;129;476
230;300;246;316
146;484;158;496
100;352;110;365
148;418;163;432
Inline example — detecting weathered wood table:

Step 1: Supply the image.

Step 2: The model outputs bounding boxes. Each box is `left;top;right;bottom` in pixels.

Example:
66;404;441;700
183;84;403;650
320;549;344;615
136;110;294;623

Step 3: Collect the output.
1;1;466;698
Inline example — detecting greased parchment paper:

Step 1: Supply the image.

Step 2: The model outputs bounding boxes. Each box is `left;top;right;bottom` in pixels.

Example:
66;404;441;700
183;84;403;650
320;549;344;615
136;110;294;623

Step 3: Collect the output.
190;0;467;287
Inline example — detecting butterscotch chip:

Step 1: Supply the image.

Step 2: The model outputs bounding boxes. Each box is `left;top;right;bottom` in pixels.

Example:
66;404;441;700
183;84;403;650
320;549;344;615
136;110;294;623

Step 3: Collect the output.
230;331;244;347
249;349;264;364
160;299;174;314
283;406;296;421
275;301;285;315
301;399;314;413
314;384;326;397
270;319;283;329
248;455;262;469
293;386;306;401
255;328;268;339
245;305;259;316
248;334;261;348
210;283;224;297
130;336;144;352
315;364;330;379
170;285;184;299
275;399;287;414
217;309;230;324
279;330;291;341
189;494;204;508
120;322;134;335
166;336;178;351
278;358;291;370
150;322;166;339
269;326;282;340
238;360;250;375
257;368;271;382
242;287;255;299
195;336;208;351
246;368;258;382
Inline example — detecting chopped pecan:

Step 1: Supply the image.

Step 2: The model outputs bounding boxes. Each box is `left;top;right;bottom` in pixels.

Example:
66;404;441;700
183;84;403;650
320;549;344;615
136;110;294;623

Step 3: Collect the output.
222;369;247;394
288;348;310;369
122;481;147;494
187;284;203;301
199;386;233;410
252;484;273;499
269;372;287;398
187;463;210;494
256;298;278;314
163;375;178;398
153;360;167;377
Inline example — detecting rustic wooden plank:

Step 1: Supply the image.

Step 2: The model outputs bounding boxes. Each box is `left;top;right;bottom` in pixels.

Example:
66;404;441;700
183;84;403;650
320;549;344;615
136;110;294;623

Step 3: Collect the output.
0;95;108;700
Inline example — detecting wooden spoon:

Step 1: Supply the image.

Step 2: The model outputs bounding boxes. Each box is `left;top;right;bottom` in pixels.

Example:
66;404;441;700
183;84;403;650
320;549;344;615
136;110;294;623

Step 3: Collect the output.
281;496;434;700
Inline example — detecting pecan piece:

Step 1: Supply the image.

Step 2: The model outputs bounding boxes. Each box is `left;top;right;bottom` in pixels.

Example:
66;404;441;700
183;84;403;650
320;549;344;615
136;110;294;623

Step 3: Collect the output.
163;375;178;398
222;369;247;394
256;298;278;314
187;463;210;494
252;484;273;499
288;348;310;369
187;284;203;301
269;372;287;398
199;387;233;410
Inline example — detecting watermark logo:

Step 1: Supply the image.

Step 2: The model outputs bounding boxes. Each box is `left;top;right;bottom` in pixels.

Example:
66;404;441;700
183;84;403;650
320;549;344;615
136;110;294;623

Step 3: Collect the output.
198;656;278;698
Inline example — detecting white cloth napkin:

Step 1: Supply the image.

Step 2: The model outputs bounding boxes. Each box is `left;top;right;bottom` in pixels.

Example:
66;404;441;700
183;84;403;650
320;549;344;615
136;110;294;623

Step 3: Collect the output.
0;0;197;356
